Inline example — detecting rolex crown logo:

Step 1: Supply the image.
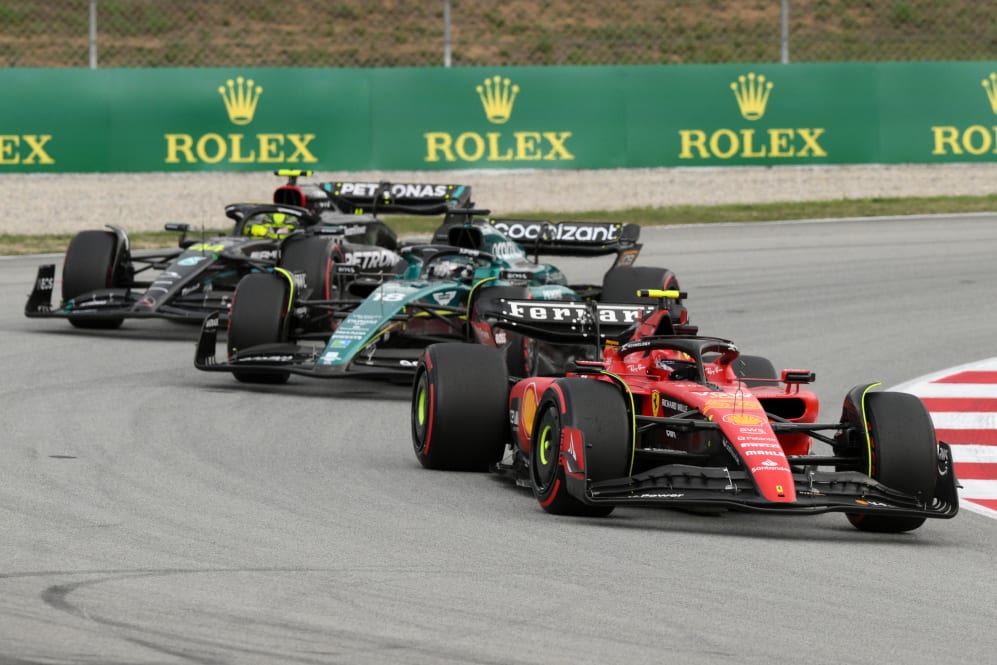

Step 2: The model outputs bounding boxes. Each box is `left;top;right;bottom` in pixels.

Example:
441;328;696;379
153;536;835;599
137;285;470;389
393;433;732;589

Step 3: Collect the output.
219;76;263;125
982;73;997;115
730;72;773;121
476;75;519;124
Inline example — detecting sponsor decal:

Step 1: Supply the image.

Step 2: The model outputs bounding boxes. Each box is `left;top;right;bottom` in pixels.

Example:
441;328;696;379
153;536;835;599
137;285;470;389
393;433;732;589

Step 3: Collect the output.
743;449;782;456
432;290;457;305
0;133;54;165
651;390;661;416
238;354;293;363
180;284;200;297
678;72;827;161
249;249;279;260
330;339;351;348
660;398;688;413
424;75;574;165
321;351;340;364
178;256;207;266
639;493;686;499
750;459;791;473
344;249;399;270
165;76;317;165
736;435;779;443
737;426;768;434
738;441;783;449
333;182;454;199
491;241;523;260
503;300;646;325
521;383;539;433
931;72;997;156
35;276;55;291
492;220;621;243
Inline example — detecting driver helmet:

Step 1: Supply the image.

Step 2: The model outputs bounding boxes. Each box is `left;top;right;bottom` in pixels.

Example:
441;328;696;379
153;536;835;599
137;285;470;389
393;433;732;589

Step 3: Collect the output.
245;211;296;239
428;257;476;280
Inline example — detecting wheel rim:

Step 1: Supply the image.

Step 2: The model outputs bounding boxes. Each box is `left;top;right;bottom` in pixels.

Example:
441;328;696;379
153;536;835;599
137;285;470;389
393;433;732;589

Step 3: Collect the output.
532;406;560;492
412;372;431;453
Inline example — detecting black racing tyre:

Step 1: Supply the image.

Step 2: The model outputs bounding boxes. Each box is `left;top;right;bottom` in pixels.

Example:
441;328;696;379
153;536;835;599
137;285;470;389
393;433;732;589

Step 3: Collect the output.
600;266;679;304
530;378;631;517
847;391;938;533
227;272;291;384
732;354;777;387
278;236;339;301
411;343;509;471
63;230;125;329
470;285;537;377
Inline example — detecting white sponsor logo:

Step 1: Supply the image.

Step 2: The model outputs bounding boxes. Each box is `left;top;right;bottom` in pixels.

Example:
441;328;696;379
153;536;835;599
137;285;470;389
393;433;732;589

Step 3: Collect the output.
337;182;451;198
492;221;621;243
432;290;457;305
345;249;399;270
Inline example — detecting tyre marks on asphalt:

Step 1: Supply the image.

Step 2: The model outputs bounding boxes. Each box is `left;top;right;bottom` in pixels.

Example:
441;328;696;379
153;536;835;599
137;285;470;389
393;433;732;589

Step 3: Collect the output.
893;359;997;519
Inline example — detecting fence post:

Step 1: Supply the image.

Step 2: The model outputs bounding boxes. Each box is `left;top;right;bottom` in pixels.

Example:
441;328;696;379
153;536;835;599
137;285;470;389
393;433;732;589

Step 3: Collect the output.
89;0;98;69
443;0;452;67
780;0;789;63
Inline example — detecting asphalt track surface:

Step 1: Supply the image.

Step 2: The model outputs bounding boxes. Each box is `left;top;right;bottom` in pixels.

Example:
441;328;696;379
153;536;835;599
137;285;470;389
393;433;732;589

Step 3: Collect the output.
2;214;996;664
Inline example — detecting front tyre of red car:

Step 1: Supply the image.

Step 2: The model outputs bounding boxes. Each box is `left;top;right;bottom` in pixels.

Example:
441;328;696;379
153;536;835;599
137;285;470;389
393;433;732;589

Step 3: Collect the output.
411;343;509;471
847;391;938;533
530;378;631;517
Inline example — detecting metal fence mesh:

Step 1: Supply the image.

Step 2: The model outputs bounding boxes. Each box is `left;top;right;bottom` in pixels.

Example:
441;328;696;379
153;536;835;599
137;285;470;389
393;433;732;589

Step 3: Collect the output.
2;0;995;68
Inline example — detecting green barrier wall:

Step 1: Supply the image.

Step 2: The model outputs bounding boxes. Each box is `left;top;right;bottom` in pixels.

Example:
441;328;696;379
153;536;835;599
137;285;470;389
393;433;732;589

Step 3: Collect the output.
2;62;997;173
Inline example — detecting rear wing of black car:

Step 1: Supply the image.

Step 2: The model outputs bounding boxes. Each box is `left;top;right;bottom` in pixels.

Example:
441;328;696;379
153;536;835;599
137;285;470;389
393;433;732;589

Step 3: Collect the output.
272;170;474;216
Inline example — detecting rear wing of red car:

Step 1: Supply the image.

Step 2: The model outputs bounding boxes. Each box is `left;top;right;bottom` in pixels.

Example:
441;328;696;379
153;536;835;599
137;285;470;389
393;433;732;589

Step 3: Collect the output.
272;170;474;216
486;299;659;344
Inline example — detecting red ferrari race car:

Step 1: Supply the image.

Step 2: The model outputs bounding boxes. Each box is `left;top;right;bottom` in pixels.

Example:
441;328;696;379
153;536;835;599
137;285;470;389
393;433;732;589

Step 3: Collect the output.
411;290;959;533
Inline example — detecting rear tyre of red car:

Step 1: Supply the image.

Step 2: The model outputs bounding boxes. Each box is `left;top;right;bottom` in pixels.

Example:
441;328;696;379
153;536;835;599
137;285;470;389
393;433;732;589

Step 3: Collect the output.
227;272;291;384
601;266;679;304
846;391;938;533
530;378;631;517
63;230;125;329
411;343;509;471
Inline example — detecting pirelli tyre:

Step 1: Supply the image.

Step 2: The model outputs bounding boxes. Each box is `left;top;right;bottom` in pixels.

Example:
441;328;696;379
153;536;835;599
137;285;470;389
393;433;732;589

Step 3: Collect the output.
278;236;341;301
227;272;292;384
530;378;631;517
412;343;509;471
62;230;127;329
601;266;679;304
847;391;939;533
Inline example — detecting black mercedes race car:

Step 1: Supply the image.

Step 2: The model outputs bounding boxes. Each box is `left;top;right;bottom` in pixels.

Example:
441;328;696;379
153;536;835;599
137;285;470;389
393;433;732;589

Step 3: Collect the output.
24;172;473;329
